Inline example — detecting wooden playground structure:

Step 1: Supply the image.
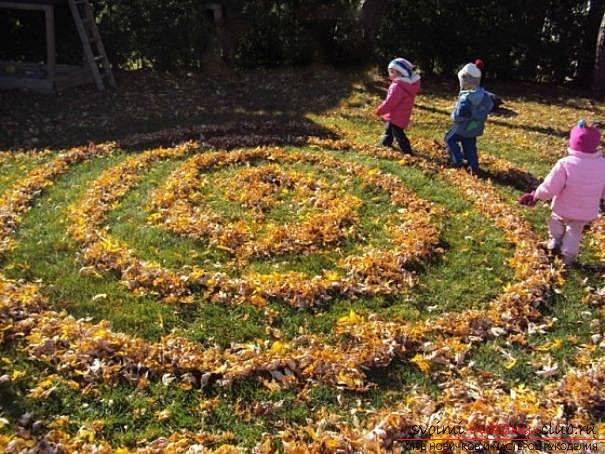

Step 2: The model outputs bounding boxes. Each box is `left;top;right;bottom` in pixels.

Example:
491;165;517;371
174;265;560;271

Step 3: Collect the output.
0;0;115;92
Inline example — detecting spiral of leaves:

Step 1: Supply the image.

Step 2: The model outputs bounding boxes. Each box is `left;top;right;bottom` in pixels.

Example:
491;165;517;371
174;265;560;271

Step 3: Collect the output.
2;125;604;452
69;147;441;308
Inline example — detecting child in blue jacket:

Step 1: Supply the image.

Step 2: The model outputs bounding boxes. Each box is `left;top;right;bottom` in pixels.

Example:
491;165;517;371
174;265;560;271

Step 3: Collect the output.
445;63;493;175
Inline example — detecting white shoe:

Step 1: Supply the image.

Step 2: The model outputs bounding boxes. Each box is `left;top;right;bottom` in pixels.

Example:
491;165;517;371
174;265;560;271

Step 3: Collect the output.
546;239;560;252
540;240;559;253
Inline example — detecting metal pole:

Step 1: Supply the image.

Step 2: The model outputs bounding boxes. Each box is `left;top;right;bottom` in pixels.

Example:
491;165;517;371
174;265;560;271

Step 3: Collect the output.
44;4;56;83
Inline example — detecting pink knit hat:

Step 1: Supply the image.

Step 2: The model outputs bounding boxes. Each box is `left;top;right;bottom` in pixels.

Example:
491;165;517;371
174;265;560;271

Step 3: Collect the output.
569;120;601;153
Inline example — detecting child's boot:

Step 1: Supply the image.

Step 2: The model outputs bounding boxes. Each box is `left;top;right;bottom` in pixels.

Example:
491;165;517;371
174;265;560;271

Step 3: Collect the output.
562;254;575;267
544;238;560;253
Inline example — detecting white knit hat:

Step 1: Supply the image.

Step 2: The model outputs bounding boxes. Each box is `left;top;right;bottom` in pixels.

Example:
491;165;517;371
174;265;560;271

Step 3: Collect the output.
458;63;481;79
457;63;481;90
388;58;414;78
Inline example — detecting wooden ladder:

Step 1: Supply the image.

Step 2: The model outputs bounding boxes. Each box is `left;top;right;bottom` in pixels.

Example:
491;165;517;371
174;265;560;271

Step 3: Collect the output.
68;0;116;90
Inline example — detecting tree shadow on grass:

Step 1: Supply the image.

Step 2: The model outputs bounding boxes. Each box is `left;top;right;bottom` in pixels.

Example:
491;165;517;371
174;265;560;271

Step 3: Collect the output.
3;70;591;152
490;106;517;118
0;67;362;150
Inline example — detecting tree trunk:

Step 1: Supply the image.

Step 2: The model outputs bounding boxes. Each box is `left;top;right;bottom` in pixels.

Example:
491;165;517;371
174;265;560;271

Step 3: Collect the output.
593;9;605;97
358;0;388;43
577;0;605;86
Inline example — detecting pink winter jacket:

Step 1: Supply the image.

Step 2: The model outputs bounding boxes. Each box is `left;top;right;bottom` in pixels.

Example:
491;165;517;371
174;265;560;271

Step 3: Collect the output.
376;77;421;129
534;148;605;221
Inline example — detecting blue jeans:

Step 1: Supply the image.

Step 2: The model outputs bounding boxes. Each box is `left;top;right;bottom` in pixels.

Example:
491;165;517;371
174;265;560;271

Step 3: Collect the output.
380;122;412;153
445;129;478;171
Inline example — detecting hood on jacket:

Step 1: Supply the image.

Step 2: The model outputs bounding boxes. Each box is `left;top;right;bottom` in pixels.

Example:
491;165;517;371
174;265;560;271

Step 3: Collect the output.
394;74;421;85
460;86;487;105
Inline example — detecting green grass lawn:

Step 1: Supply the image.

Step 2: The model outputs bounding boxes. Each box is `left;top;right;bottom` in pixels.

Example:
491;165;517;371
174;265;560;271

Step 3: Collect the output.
1;71;603;450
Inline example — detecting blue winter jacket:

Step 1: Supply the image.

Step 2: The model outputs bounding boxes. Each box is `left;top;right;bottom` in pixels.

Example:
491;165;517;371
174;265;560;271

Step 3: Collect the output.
450;86;493;137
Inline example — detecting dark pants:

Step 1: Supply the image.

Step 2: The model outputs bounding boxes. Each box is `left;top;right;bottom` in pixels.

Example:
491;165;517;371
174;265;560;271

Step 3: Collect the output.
380;122;412;153
445;129;479;172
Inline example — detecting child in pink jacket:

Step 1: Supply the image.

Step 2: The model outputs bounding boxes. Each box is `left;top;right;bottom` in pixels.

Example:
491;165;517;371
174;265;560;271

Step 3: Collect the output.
376;58;421;153
518;120;605;265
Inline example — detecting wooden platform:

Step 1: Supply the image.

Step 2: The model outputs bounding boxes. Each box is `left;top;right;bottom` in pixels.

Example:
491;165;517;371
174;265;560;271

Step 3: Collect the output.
0;61;93;92
2;0;66;4
1;0;114;92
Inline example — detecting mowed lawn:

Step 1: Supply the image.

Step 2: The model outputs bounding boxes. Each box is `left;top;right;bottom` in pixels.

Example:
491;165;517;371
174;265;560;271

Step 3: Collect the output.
0;69;603;451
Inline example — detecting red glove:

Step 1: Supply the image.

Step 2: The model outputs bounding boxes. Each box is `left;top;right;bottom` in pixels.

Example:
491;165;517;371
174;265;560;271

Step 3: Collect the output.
517;192;537;207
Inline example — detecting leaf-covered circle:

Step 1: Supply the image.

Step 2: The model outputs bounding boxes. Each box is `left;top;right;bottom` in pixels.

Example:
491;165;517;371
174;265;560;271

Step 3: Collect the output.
70;147;441;307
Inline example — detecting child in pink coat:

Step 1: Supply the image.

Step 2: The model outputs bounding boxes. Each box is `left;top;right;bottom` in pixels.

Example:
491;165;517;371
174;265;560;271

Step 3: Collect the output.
376;58;421;153
518;120;605;265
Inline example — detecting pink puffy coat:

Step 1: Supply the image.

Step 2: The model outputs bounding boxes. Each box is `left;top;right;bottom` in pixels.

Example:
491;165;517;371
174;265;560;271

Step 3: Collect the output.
534;148;605;221
376;78;421;129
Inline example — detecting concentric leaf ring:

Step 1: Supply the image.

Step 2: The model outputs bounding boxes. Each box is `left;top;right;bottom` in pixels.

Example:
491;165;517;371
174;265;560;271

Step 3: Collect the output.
70;146;441;308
